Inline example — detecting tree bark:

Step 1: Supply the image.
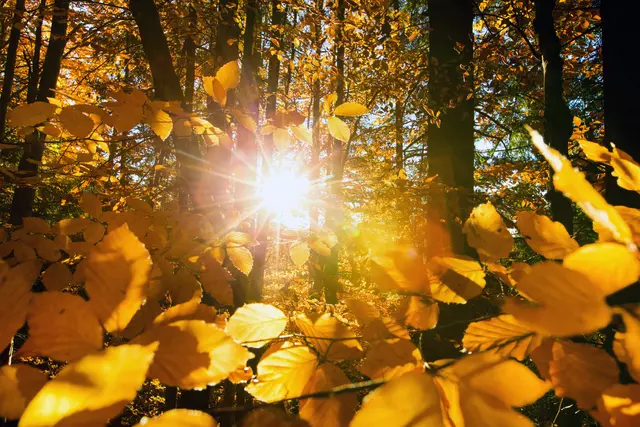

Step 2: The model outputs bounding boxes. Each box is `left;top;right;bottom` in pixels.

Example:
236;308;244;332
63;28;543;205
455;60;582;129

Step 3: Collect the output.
533;0;574;233
26;0;47;104
426;0;474;254
10;0;70;226
602;0;640;208
0;0;25;141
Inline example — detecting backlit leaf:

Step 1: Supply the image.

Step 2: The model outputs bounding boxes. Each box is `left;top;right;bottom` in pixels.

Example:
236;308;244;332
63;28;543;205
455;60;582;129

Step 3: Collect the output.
0;261;41;352
578;139;611;163
295;313;363;361
8;102;57;127
515;211;579;259
0;365;48;420
147;108;172;141
394;296;439;330
594;384;640;427
291;126;312;143
610;145;640;193
345;298;380;326
216;61;241;90
299;364;358;427
42;262;72;292
226;303;288;347
427;256;486;304
80;193;102;219
360;339;423;380
227;246;253;276
134;409;218;427
614;310;640;382
463;202;513;260
370;245;428;293
273;127;291;151
290;240;310;267
462;314;542;361
85;224;152;333
327;116;350;142
59;106;94;138
19;344;157;427
334;102;368;117
199;259;234;306
22;217;51;234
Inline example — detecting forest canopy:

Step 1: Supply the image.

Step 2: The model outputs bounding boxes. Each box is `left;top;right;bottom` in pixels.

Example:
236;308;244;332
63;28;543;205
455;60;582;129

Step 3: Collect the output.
0;0;639;426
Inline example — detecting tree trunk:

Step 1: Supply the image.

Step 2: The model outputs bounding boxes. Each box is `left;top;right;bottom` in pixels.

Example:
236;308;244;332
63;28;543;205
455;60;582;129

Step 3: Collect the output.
602;0;640;208
10;0;70;226
26;0;47;104
533;0;574;233
426;0;474;254
0;0;25;141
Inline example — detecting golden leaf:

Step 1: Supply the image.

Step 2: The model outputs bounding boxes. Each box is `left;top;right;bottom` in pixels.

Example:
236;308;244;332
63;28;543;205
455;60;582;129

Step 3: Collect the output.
360;339;423;380
299;364;358;427
199;259;234;306
578;139;611;163
0;365;48;420
245;344;318;402
33;236;61;262
595;205;640;247
462;314;543;361
230;109;257;132
85;224;152;333
290;240;310;267
8;102;57;127
83;222;105;244
362;317;411;342
59;106;94;138
593;384;640;427
134;409;218;427
614;310;640;383
548;341;619;409
132;320;252;389
345;298;380;327
21;217;51;234
121;299;164;340
227;246;253;276
327;116;350;142
334;102;368;117
80;193;102;219
215;61;241;90
242;408;310;427
126;197;153;214
394;296;439;330
610;145;640;193
273;127;291;151
153;303;218;328
291;126;312;143
42;262;72;292
147;107;173;141
427;256;486;304
18;292;103;361
350;372;444;427
295;313;363;361
55;217;93;235
370;245;428;293
462;202;513;260
226;303;288;348
0;261;41;352
504;261;612;336
515;211;579;259
19;344;157;427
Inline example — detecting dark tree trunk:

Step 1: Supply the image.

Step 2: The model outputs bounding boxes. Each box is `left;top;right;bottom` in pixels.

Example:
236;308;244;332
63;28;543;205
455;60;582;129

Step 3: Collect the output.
426;0;474;254
0;0;25;141
10;0;70;226
183;6;197;113
26;0;47;105
533;0;574;233
602;0;640;208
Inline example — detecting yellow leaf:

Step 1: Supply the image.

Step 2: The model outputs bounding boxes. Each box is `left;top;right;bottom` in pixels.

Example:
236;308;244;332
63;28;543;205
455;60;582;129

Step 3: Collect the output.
427;256;486;304
362;317;411;342
33;236;61;262
42;262;72;292
0;365;48;420
173;118;192;137
225;303;288;347
359;338;423;380
578;139;611;163
199;259;234;306
121;299;164;340
55;217;93;235
610;144;640;193
504;261;612;336
8;102;57;127
17;292;103;361
548;341;619;409
594;384;640;427
345;298;380;326
394;296;439;330
295;313;363;361
40;123;62;137
273;127;291;151
327;116;350;142
215;61;241;90
21;217;51;234
0;261;41;352
370;245;428;293
463;202;513;260
59;106;95;138
242;407;310;427
223;231;256;247
350;372;444;427
132;320;252;389
85;224;152;333
19;344;157;427
164;268;202;307
147;108;173;141
595;205;640;247
527;126;634;248
563;242;640;296
84;222;105;244
80;193;102;219
245;344;317;402
290;240;310;267
334;102;368;117
134;409;218;427
291;126;312;143
515;211;579;259
462;314;543;361
614;310;640;382
227;246;253;276
229;366;253;384
230;109;257;132
299;364;358;427
126;197;153;214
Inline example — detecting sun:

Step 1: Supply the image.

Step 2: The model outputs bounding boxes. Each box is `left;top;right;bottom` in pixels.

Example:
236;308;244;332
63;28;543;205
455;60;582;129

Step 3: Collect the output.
259;170;310;219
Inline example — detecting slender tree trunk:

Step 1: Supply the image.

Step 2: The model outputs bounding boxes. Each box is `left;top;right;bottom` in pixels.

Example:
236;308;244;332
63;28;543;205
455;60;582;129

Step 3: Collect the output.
0;0;25;141
533;0;574;233
183;6;197;113
426;0;474;254
26;0;47;104
284;10;297;107
10;0;70;226
602;0;640;208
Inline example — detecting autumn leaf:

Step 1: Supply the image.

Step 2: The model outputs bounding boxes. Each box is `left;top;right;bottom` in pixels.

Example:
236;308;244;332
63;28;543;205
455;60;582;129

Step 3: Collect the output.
0;365;48;420
427;256;486;304
59;106;95;138
345;298;380;326
242;408;310;427
350;372;444;427
80;192;102;219
593;384;640;427
132;320;252;389
463;202;513;260
41;262;72;292
121;299;164;340
85;224;152;333
462;314;543;361
19;344;157;427
515;211;579;259
227;246;253;276
290;240;310;267
134;409;218;427
146;107;173;141
370;244;429;293
21;217;51;234
225;303;288;347
295;313;363;361
17;292;103;361
291;126;312;143
199;259;234;305
0;261;41;352
394;296;439;330
327;116;350;142
578;139;611;163
610;145;640;193
299;364;358;427
8;102;57;127
334;102;368;117
614;310;640;382
359;339;423;380
216;61;241;90
273;127;291;151
246;344;318;402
